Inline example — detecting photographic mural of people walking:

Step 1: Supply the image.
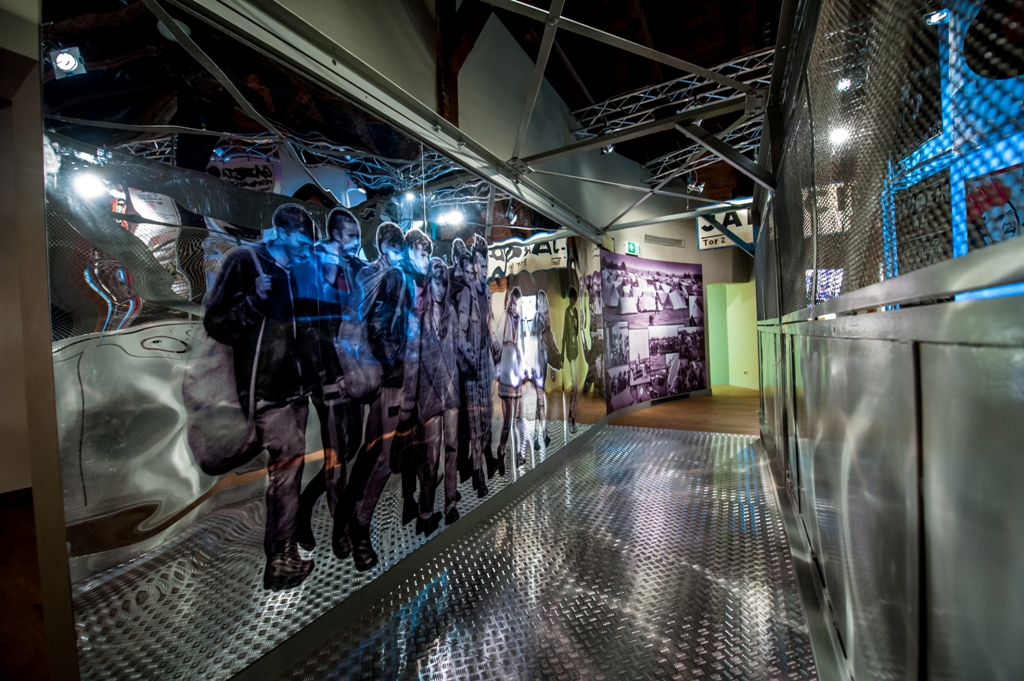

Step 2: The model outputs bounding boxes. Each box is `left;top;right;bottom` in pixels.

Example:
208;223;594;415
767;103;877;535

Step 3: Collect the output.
180;212;709;591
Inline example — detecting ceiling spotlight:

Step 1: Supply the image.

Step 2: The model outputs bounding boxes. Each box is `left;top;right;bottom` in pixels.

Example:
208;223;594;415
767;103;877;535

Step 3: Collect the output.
600;144;616;155
924;9;949;25
51;47;86;79
836;77;852;92
829;127;851;145
405;192;415;201
438;210;464;226
73;173;106;199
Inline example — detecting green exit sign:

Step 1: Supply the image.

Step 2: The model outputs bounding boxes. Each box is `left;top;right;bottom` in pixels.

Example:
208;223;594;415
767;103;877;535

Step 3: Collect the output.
626;241;640;255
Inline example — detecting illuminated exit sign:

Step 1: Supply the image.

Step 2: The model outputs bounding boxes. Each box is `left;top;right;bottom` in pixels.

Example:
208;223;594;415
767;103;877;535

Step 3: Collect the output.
625;241;640;255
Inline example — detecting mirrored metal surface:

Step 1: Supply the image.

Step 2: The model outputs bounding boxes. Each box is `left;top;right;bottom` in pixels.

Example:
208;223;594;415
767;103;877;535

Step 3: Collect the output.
281;427;817;680
792;336;918;681
921;344;1024;681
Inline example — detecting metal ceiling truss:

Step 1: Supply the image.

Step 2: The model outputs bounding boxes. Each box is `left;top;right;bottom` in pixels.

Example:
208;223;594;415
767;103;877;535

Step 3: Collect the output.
117;133;461;193
478;0;752;95
572;48;774;139
476;0;774;236
643;114;765;186
521;97;747;166
676;121;776;191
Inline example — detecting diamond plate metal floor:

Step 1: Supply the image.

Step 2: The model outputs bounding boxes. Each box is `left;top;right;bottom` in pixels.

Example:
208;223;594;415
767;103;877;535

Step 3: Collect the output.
70;418;589;681
281;427;817;680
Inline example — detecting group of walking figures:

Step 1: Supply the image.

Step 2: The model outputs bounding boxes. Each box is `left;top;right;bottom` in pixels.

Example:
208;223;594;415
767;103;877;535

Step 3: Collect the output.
188;203;585;591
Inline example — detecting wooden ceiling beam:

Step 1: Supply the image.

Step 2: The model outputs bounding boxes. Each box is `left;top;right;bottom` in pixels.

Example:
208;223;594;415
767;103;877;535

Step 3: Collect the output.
436;0;493;127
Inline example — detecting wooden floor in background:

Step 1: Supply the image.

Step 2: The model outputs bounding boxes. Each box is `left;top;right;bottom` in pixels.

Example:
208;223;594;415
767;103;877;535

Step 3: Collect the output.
611;385;761;435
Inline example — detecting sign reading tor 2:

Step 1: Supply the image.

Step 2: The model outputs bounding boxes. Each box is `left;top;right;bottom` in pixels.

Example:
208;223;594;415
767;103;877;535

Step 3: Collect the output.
696;209;754;251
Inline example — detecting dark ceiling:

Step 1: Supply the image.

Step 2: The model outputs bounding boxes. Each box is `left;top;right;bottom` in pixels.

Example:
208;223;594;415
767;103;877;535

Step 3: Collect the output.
493;0;782;200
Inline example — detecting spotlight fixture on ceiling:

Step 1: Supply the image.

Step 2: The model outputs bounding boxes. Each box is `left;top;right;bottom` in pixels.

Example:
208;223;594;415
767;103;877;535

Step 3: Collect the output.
51;47;86;79
600;144;616;155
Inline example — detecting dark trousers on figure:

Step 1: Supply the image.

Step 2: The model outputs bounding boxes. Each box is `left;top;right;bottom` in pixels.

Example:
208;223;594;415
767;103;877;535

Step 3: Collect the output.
352;386;403;530
257;400;309;557
420;408;458;519
300;394;362;524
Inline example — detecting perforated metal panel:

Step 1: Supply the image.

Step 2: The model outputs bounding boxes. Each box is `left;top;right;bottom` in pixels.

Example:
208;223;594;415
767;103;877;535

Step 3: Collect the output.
756;208;779;320
893;169;953;275
774;87;815;316
281;427;817;681
806;0;944;295
763;0;1024;310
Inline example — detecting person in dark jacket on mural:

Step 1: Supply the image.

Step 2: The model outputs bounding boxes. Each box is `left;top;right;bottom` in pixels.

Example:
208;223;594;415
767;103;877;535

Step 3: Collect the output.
449;238;475;486
203;203;318;591
561;286;581;434
394;228;433;528
294;207;366;559
346;221;412;571
401;257;460;533
456;234;497;494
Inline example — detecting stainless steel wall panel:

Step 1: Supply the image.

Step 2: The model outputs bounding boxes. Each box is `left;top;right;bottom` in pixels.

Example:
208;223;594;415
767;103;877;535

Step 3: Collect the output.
760;330;779;447
794;335;918;681
920;344;1024;681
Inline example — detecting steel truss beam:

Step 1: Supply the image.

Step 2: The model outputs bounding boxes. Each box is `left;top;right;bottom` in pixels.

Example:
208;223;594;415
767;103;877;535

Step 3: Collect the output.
600;114;750;230
511;0;565;159
644;114;764;185
572;48;774;139
478;0;751;94
676;122;776;191
604;198;753;232
530;169;719;203
521;97;745;166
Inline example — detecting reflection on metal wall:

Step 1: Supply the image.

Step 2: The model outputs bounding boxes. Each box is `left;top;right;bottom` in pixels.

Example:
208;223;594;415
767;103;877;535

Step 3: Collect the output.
921;344;1024;681
759;0;1024;679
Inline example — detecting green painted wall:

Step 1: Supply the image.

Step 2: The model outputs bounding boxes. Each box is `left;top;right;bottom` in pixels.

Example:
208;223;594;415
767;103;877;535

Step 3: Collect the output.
706;284;730;385
725;281;759;390
706;281;759;389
